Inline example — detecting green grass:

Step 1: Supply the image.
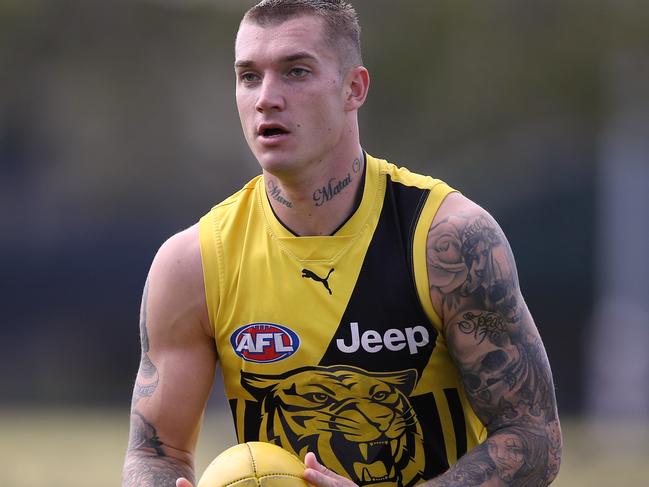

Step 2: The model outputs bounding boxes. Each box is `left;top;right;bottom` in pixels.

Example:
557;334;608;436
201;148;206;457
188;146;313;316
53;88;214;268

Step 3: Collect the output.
1;407;647;486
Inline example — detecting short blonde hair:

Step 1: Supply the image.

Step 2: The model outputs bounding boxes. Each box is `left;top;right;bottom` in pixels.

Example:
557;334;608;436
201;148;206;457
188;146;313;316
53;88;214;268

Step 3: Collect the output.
243;0;363;70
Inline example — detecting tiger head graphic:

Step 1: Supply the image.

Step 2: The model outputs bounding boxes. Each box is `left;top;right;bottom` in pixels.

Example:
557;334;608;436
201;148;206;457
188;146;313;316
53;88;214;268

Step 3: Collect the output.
241;365;425;486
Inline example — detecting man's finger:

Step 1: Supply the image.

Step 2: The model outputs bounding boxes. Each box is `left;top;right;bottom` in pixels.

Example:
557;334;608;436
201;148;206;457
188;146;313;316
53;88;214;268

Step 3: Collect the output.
176;477;194;487
304;453;357;486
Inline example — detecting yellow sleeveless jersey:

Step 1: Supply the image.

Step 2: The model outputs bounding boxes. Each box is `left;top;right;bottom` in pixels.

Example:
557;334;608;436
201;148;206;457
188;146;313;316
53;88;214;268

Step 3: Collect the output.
199;154;486;486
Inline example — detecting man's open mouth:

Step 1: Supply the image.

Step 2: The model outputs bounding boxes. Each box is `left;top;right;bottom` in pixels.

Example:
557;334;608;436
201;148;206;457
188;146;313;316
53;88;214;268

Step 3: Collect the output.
259;124;289;138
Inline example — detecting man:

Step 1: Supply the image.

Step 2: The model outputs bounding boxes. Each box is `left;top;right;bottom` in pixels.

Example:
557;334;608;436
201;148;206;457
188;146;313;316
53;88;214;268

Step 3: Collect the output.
122;1;562;486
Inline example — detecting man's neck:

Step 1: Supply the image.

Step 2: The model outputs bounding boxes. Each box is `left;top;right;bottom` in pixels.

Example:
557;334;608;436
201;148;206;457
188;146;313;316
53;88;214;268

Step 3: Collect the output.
264;151;366;236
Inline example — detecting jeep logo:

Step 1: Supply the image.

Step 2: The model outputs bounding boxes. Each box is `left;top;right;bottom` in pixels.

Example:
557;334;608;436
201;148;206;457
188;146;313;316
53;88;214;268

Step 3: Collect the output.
336;322;430;355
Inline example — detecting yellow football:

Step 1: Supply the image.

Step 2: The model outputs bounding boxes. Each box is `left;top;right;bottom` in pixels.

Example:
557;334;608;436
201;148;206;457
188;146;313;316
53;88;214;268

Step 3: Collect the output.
197;441;313;487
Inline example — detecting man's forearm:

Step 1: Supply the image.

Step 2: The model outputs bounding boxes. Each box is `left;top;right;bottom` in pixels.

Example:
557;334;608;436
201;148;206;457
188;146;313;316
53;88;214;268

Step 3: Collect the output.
122;410;195;487
423;442;495;487
423;423;561;487
122;450;194;487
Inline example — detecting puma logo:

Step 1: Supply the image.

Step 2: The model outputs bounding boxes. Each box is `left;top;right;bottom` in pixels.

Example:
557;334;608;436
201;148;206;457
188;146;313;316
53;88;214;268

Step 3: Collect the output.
302;268;334;295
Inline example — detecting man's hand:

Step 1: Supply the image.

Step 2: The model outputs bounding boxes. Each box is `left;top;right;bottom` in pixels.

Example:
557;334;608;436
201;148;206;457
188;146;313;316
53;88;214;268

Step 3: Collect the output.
304;453;358;487
176;478;193;487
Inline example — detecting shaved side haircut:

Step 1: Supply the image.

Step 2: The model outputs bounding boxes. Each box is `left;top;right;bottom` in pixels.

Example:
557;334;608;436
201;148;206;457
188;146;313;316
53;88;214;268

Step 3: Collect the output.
243;0;363;71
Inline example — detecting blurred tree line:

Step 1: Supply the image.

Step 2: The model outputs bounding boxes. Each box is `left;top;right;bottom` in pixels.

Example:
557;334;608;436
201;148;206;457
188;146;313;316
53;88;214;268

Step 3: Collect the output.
1;0;647;413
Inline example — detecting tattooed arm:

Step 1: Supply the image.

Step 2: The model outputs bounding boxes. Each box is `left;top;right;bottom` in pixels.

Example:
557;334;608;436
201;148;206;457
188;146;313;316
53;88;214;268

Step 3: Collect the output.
122;224;217;487
424;193;562;487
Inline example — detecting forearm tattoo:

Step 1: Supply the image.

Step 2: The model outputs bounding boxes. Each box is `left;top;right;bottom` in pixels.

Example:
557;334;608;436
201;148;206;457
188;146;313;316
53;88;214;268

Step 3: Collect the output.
128;411;165;455
426;213;561;486
123;412;194;486
134;281;159;403
123;458;191;487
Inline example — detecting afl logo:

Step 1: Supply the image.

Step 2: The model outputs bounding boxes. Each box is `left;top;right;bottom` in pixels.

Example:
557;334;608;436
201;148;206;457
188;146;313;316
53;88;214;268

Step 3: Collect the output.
230;323;300;363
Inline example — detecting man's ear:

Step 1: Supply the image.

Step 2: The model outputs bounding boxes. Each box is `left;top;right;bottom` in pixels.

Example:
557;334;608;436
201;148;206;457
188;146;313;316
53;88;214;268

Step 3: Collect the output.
343;66;370;111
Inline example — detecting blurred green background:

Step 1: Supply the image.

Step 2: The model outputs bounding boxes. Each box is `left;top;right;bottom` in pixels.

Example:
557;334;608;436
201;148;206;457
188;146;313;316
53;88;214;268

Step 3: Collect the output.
1;0;648;485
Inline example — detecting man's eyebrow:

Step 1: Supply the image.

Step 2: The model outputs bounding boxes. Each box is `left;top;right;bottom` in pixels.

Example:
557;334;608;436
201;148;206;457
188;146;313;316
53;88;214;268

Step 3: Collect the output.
234;52;318;69
282;52;318;63
234;60;254;69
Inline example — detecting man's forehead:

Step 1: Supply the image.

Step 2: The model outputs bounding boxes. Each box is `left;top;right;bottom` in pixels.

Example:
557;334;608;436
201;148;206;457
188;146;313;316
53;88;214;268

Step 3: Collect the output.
235;16;331;62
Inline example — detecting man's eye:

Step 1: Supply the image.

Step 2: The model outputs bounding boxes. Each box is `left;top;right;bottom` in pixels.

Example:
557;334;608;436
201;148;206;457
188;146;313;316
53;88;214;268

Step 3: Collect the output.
240;73;259;83
289;67;309;78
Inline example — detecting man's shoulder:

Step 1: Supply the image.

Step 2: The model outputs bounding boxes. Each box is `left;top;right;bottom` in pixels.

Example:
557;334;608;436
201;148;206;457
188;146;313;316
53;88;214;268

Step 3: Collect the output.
147;224;212;337
429;192;506;243
204;175;262;216
160;224;199;254
151;224;203;289
370;154;451;192
198;175;264;246
435;192;485;222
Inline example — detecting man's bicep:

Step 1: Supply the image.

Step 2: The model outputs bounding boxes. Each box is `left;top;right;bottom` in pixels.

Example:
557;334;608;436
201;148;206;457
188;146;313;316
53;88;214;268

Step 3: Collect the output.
125;309;215;487
129;321;217;458
426;195;520;323
426;201;556;427
425;201;562;483
444;305;556;429
128;228;217;461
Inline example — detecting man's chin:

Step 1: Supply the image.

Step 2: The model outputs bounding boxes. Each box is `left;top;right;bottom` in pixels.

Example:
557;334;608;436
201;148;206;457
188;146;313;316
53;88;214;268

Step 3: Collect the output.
256;152;301;175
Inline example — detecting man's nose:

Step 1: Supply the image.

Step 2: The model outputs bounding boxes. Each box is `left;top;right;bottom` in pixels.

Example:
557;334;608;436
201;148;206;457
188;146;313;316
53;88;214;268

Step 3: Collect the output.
255;76;285;113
